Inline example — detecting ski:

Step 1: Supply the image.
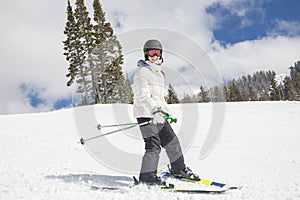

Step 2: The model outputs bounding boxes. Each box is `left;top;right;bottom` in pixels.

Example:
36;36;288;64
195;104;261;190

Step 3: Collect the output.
161;186;230;194
89;176;239;194
89;184;230;194
90;185;124;191
89;176;174;191
159;171;242;190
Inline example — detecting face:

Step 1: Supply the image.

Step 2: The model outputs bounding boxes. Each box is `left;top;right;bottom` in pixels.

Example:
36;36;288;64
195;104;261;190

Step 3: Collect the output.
147;49;162;63
148;55;160;63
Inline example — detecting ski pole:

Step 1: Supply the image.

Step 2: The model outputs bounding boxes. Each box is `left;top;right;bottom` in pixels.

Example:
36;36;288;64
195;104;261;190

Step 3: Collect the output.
80;120;152;145
96;122;138;130
96;113;177;131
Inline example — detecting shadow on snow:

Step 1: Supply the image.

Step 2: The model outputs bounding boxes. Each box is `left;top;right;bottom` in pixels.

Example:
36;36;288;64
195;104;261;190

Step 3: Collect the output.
45;174;133;187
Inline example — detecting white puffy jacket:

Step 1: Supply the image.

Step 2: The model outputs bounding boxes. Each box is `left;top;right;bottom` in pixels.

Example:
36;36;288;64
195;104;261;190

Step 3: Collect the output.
133;60;169;118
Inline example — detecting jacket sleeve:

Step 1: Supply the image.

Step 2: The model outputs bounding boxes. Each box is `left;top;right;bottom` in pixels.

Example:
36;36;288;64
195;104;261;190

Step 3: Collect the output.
133;68;157;112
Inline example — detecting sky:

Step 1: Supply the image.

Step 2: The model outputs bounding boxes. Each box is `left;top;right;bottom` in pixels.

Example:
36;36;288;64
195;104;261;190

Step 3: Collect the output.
0;0;300;114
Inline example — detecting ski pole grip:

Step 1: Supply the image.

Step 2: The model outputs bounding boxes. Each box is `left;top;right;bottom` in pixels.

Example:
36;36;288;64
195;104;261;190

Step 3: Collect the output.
163;114;178;124
170;118;178;123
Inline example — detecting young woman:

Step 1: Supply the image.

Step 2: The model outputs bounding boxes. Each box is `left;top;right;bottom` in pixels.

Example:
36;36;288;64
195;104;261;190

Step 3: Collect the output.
133;39;199;185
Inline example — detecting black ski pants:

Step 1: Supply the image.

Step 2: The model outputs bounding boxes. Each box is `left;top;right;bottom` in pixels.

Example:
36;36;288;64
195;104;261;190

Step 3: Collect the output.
137;118;185;181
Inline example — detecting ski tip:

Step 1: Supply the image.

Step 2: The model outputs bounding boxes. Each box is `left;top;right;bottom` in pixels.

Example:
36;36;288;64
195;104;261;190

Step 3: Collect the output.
228;185;243;190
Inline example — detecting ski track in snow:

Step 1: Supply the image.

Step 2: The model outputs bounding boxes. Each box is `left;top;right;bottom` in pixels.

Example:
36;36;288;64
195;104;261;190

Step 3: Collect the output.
0;102;300;200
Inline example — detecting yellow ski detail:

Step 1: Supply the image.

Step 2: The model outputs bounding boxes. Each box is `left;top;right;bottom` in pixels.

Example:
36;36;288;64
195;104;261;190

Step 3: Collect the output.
199;179;213;185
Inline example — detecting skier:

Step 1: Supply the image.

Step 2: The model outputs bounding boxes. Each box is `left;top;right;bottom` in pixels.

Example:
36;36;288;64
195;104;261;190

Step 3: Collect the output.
133;39;199;185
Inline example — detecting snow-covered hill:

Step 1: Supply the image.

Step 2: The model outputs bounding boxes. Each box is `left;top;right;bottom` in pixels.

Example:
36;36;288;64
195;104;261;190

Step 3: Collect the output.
1;102;300;200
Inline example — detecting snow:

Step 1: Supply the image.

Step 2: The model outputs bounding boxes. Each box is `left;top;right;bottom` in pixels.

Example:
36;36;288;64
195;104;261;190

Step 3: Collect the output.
1;102;300;200
275;73;288;85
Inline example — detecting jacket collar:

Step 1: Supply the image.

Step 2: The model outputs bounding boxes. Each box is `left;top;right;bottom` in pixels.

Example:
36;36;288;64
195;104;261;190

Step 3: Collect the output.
137;60;164;76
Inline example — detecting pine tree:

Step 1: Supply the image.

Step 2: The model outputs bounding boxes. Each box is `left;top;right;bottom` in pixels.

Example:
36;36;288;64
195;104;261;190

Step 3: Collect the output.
228;80;242;102
181;93;193;103
270;77;281;101
295;61;300;74
248;85;257;101
259;90;270;101
212;85;224;102
91;0;111;103
102;64;124;103
92;0;127;104
110;68;133;103
63;0;80;87
293;72;300;100
283;76;296;101
63;0;132;105
240;89;249;101
166;84;179;104
223;85;230;102
287;61;300;100
198;86;210;102
73;0;94;105
123;73;134;104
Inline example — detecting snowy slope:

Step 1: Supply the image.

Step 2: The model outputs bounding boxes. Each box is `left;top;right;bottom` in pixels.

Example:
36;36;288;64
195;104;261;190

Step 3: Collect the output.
1;102;300;200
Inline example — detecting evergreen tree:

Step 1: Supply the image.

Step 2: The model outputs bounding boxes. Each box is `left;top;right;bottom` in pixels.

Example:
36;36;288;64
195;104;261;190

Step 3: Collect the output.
198;86;210;102
223;85;230;102
110;70;133;104
248;85;257;101
63;0;80;87
73;0;94;105
92;0;126;104
212;85;224;102
228;80;242;102
240;89;249;101
166;84;179;104
293;72;300;100
259;90;270;101
123;73;134;104
295;61;300;74
283;76;297;101
181;93;193;103
270;77;281;101
63;0;132;105
289;66;296;81
287;61;300;100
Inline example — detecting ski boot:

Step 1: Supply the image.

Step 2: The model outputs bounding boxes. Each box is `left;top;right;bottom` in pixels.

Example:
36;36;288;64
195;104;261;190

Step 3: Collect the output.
134;174;167;186
169;166;200;181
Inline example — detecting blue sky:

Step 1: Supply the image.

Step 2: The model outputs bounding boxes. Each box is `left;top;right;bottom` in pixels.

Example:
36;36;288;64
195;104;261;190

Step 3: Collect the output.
207;0;300;44
1;0;300;114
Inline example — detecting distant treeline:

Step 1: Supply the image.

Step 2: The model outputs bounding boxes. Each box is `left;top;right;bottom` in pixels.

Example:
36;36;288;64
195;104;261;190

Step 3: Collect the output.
166;61;300;103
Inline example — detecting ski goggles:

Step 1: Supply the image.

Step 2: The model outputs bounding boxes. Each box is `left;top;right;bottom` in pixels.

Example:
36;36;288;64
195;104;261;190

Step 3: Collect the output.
145;49;162;57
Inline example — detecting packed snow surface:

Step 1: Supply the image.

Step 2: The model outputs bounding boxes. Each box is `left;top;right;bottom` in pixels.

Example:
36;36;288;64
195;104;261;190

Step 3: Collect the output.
1;102;300;200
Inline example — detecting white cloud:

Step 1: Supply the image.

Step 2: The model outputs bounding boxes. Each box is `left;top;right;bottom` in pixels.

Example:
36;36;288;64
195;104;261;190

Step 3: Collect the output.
268;19;300;37
210;36;300;80
101;0;218;49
